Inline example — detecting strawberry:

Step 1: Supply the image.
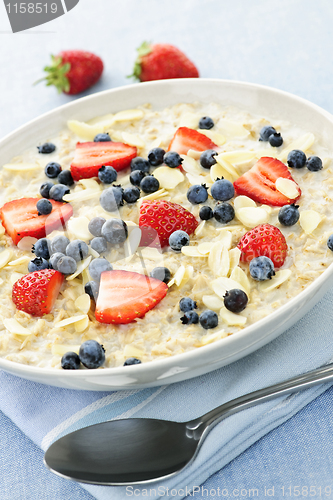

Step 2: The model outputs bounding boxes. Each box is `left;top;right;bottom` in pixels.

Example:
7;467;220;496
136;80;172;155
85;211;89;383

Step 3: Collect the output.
39;50;103;95
130;42;199;82
167;127;218;155
0;198;73;245
233;156;301;206
12;269;64;316
139;200;198;248
95;270;168;324
70;142;137;181
237;223;288;268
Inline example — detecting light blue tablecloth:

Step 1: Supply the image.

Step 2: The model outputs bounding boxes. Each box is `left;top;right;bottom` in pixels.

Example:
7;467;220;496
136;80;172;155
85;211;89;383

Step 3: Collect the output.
1;1;333;498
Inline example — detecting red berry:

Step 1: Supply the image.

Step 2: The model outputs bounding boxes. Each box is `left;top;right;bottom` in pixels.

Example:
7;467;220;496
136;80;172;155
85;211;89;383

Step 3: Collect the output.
131;42;199;82
95;270;168;324
237;224;288;268
12;269;64;316
167;127;217;155
139;200;198;249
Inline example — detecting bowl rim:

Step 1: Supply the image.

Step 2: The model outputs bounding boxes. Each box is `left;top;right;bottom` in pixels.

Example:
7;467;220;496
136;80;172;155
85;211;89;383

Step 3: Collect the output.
1;77;333;383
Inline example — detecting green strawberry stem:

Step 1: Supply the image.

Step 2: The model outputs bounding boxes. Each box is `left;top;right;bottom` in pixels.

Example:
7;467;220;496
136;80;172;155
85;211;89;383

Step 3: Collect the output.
127;41;152;80
34;55;71;93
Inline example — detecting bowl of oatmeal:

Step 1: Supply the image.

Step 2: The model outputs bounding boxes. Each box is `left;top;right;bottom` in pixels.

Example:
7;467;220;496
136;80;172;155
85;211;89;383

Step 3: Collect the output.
0;78;333;391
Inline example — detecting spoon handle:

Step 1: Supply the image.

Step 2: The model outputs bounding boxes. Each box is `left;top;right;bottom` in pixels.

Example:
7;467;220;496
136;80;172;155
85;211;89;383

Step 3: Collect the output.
188;362;333;434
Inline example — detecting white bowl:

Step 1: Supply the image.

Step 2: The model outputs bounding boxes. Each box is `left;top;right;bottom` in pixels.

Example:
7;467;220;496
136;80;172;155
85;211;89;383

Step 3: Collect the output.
1;78;333;391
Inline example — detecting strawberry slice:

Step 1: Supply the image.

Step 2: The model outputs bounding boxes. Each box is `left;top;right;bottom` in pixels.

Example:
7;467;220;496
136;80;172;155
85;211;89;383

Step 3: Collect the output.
95;270;168;324
167;127;218;155
233;157;301;206
0;198;73;245
70;141;137;181
139;200;198;248
237;223;288;268
12;269;64;316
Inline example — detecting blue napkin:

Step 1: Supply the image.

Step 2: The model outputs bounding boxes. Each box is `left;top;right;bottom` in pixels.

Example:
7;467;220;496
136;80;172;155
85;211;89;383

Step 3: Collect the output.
1;286;333;500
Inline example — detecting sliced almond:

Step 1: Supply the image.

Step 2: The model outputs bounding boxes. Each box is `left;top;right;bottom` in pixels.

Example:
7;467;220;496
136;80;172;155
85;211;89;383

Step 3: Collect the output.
234;195;257;211
275;177;300;199
198;242;213;254
124;344;145;358
228;247;241;275
55;314;88;328
174;265;186;286
121;132;145;148
74;294;91;314
230;266;251;295
66;256;92;281
199;129;226;146
9;272;25;285
216;225;243;232
186;149;202;160
141;188;167;201
63;188;101;203
113;109;144;123
211;277;246;297
52;344;80;356
200;329;227;345
3;163;41;173
278;133;315;162
202;294;224;311
181;266;194;287
217;119;250;138
220;306;247;326
259;269;292;292
236;207;269;228
217;230;232;249
125;227;142;258
216;150;257;164
181;246;208;257
87;113;115;127
4;318;31;336
194;220;206;236
0;249;13;269
179;112;201;128
210;161;233;183
186;172;211;187
215;156;240;179
75;316;90;333
67;216;91;241
79;179;102;191
7;256;31;267
299;210;322;234
153;166;185;189
67;120;103;140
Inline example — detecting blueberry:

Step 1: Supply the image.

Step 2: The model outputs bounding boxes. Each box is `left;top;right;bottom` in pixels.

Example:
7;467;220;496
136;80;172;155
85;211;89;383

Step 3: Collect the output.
66;240;89;261
123;186;141;204
200;149;217;169
58;170;74;186
124;357;142;366
163;151;183;168
150;267;171;283
249;256;275;281
287;150;307;169
179;297;197;312
98;165;118;184
140;175;160;194
148;147;165;166
180;310;199;325
327;235;333;251
38;142;56;154
130;169;146;186
224;289;248;313
89;258;113;281
187;184;208;204
85;281;99;300
57;256;77;275
199;310;218;329
33;238;51;259
101;219;128;244
79;340;105;369
49;252;65;270
61;351;81;370
94;133;111;142
45;162;62;178
213;203;235;223
51;235;70;255
90;236;108;254
169;230;190;252
198;116;214;130
211;178;234;201
28;257;49;272
306;156;323;172
199;206;213;220
99;186;123;212
36;198;52;215
88;217;106;237
259;126;276;142
40;182;54;199
130;157;150;173
269;132;283;147
278;204;300;226
49;184;70;202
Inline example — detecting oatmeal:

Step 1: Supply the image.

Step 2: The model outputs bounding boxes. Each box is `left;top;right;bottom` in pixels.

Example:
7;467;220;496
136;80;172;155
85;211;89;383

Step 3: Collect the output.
0;102;332;369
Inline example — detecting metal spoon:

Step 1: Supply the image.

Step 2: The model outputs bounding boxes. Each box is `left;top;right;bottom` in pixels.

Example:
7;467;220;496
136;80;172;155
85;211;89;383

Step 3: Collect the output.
44;363;333;485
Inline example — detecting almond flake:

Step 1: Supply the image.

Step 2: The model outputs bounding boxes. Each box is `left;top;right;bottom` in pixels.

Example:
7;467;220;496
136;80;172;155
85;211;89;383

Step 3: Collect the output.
228;247;241;275
198;242;213;254
234;195;257;211
186;172;211;187
113;109;144;123
217;119;250;138
7;256;31;267
9;272;25;285
186;149;202;160
275;177;300;199
55;314;88;328
67;120;103;140
63;188;101;203
201;329;227;345
211;277;247;297
202;294;224;310
3;163;41;173
88;113;115;127
216;225;243;232
0;249;13;269
125;227;142;258
66;256;92;281
230;266;251;295
259;269;292;292
217;230;232;249
215;156;240;179
153;166;185;189
216;150;256;164
79;179;102;191
141;188;167;201
199;129;226;146
236;207;269;228
74;294;91;314
124;344;145;358
68;216;91;241
4;318;31;336
194;220;206;236
121;132;145;148
210;161;234;183
299;210;322;234
220;306;247;326
181;246;208;257
52;344;80;356
179;112;201;128
75;316;90;333
174;265;186;286
278;133;315;162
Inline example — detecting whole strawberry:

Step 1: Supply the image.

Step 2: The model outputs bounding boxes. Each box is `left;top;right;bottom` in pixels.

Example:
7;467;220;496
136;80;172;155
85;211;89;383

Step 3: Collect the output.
131;42;199;82
237;224;288;268
40;50;103;95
